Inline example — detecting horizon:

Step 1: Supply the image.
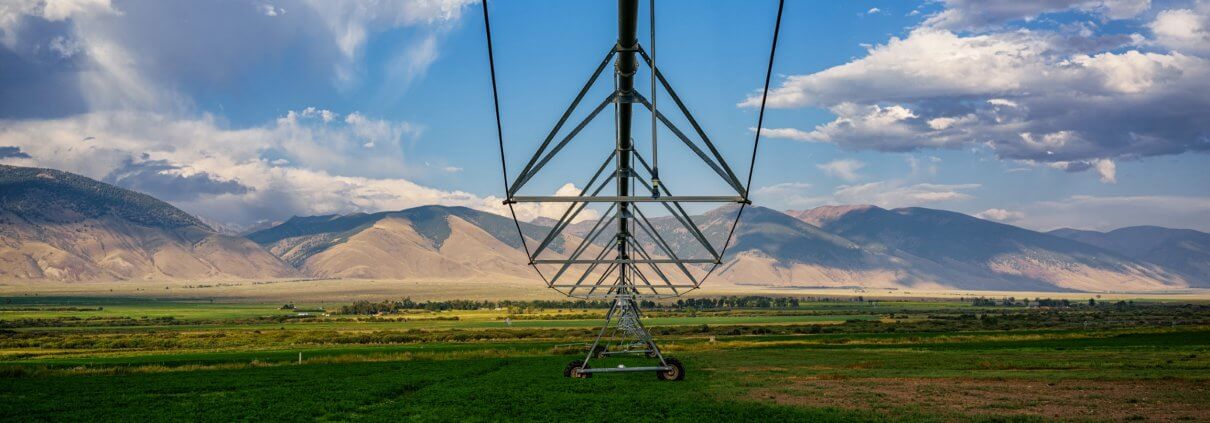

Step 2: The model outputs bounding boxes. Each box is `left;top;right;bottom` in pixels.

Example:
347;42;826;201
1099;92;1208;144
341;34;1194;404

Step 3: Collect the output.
7;160;1199;235
2;2;1207;416
1;0;1208;233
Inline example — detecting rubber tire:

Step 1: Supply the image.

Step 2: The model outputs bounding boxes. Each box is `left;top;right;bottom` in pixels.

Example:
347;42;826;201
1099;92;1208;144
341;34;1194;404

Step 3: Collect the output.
564;360;592;378
591;344;607;359
657;357;685;381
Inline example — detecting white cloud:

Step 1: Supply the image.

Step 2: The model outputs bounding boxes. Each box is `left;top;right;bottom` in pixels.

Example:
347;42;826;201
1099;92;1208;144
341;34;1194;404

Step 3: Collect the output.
385;33;440;90
975;208;1025;221
0;0;118;48
2;0;470;112
754;177;980;211
1092;158;1116;183
739;25;1210;180
927;115;974;130
423;161;462;173
523;183;601;224
987;98;1018;107
47;35;83;58
799;103;927;150
301;0;474;85
1150;3;1210;55
922;0;1150;31
833;181;980;208
1015;195;1210;232
258;3;285;17
817;159;866;181
0;110;522;226
753;182;826;209
756;127;819;142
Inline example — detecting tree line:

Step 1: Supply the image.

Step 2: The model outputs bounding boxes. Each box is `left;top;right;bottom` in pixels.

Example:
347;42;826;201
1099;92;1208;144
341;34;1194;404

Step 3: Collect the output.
337;296;816;315
970;297;1136;308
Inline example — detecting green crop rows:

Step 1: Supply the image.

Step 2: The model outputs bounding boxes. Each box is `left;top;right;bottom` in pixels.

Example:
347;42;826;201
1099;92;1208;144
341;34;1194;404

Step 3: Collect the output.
1;296;1207;421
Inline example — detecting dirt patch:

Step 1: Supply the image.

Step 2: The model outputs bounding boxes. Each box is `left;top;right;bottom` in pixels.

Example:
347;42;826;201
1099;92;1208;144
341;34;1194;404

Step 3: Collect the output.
751;377;1209;421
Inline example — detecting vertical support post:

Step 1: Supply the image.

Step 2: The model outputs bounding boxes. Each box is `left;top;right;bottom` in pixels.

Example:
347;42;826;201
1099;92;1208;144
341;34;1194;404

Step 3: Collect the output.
616;0;638;295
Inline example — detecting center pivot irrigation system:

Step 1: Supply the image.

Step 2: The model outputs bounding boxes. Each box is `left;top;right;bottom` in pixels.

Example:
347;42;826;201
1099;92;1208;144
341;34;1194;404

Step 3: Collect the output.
481;0;784;380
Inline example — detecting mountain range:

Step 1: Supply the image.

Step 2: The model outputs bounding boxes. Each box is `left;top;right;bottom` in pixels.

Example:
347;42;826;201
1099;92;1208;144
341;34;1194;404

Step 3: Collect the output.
0;164;1205;291
0;165;296;281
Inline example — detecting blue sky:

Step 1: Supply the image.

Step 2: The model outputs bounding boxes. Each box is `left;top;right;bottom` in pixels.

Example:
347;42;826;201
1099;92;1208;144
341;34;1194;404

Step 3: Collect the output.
1;0;1208;232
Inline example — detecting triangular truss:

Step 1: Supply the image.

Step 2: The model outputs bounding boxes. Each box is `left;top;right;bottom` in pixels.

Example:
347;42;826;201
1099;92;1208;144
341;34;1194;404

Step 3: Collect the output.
505;43;749;299
588;295;660;359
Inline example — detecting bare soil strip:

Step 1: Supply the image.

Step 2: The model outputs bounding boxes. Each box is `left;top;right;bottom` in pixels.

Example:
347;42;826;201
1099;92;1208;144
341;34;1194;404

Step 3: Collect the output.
751;377;1209;422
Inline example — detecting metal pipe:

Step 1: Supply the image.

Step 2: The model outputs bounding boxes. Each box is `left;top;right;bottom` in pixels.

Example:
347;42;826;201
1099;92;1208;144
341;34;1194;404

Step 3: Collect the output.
510;195;744;203
578;366;671;373
616;0;639;294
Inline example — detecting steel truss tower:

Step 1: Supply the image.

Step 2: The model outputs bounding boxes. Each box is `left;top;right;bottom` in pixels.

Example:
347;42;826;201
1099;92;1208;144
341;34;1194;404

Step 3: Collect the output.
482;0;783;380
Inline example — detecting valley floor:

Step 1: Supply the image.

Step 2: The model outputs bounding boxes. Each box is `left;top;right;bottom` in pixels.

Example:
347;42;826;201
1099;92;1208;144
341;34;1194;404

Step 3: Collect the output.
4;278;1210;302
0;295;1207;421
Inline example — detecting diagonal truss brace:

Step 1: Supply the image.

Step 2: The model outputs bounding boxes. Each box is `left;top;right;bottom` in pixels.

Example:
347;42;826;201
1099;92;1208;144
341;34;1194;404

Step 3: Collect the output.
506;39;747;299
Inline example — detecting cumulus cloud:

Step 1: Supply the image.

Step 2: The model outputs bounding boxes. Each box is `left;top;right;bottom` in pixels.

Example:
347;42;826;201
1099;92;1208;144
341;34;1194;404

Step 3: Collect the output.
522;183;602;225
103;158;251;202
741;20;1210;182
0;1;499;229
1043;157;1116;183
817;159;865;181
0;110;576;227
1149;2;1210;55
0;0;471;115
974;208;1026;222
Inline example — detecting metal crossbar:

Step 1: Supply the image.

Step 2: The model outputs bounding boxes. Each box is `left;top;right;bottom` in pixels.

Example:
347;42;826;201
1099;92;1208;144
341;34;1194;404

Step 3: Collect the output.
480;0;785;379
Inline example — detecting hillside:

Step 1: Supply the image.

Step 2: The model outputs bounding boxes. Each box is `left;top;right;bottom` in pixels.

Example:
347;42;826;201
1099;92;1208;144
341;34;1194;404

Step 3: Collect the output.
1050;226;1210;287
0;163;1197;292
637;206;1047;290
538;205;1094;290
788;205;1188;291
244;203;1195;292
246;205;582;281
0;165;297;281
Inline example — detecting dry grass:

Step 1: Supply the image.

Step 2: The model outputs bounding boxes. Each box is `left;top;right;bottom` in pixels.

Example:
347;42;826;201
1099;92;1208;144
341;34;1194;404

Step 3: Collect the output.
752;376;1210;422
4;278;1209;302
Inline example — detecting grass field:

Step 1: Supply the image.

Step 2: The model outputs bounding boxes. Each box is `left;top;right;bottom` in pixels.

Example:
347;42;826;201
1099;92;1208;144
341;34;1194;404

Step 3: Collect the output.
1;294;1207;421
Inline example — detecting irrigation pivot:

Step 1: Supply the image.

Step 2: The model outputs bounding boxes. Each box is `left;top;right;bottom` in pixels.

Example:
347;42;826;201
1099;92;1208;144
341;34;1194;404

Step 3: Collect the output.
481;0;784;379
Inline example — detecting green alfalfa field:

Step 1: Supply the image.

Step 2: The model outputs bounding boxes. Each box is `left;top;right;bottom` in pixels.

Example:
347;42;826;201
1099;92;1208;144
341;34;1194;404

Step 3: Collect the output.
1;295;1207;422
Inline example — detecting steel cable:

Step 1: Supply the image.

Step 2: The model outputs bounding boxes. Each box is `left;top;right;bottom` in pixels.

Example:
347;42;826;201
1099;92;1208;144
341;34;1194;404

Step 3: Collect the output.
700;0;785;287
481;0;785;296
649;0;660;197
480;0;550;286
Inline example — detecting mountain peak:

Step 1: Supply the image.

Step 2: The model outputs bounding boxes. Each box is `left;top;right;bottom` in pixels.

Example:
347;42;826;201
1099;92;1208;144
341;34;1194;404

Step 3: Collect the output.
785;204;882;227
0;164;208;230
0;164;296;281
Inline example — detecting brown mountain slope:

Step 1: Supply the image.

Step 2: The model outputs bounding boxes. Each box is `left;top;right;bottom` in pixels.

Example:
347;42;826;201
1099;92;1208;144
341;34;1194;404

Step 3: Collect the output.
1050;226;1210;287
785;205;1188;292
0;165;297;281
249;205;603;282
